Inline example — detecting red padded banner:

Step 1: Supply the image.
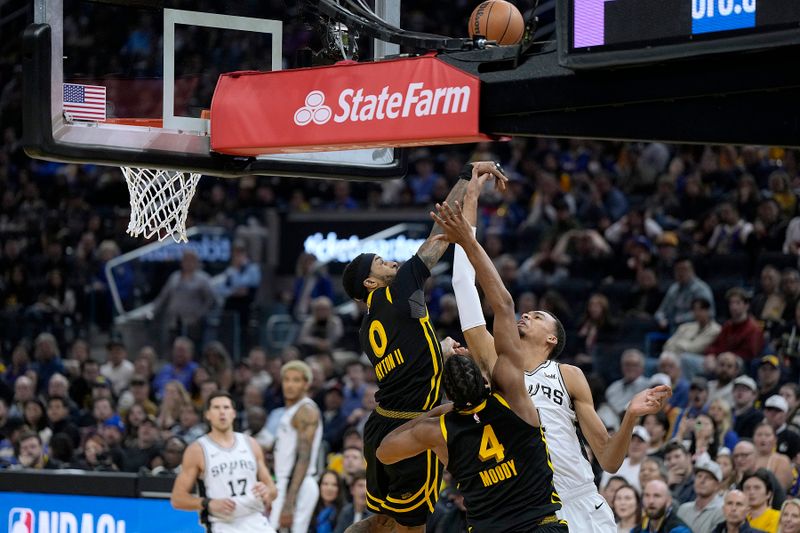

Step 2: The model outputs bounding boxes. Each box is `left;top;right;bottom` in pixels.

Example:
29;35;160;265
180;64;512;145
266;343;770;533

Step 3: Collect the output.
210;55;492;155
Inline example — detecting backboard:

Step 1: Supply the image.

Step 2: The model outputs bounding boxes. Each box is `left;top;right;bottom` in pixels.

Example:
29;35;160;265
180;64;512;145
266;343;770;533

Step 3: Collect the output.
23;0;406;179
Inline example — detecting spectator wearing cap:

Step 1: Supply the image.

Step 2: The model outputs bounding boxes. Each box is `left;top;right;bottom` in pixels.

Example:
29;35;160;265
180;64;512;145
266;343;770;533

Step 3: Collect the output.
709;352;742;407
664;297;722;378
655;257;715;330
100;337;134;396
658;352;690;409
664;441;697;505
98;416;126;470
606;349;650;416
756;356;783;408
732;376;764;439
677;460;725;533
653;231;680;281
152;337;198;400
753;421;794;491
705;288;765;363
710;489;766;533
121;414;161;473
122;375;158;417
600;425;650;493
670;377;712;445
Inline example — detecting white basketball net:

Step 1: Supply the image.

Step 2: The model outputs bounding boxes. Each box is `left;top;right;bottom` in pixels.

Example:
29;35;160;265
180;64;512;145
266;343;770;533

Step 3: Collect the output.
121;167;202;243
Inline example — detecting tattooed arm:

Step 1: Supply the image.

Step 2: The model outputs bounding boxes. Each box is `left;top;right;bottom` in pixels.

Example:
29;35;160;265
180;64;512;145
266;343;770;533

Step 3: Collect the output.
280;403;320;528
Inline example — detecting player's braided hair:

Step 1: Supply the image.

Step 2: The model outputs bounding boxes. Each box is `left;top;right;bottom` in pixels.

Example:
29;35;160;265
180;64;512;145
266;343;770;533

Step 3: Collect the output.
442;355;490;411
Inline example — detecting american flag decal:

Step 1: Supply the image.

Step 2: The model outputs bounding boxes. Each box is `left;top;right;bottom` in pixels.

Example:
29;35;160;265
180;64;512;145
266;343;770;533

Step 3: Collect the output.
63;83;106;121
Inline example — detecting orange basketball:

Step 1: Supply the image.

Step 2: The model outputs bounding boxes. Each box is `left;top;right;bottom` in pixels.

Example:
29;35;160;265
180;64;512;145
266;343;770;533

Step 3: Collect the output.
468;0;525;45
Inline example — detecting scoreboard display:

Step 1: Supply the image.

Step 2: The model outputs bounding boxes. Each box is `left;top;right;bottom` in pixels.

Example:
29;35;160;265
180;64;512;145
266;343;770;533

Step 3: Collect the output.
558;0;800;68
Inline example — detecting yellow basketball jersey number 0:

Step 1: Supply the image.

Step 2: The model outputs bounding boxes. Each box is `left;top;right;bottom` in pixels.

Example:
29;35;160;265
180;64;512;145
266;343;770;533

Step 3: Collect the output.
369;320;388;358
478;424;505;463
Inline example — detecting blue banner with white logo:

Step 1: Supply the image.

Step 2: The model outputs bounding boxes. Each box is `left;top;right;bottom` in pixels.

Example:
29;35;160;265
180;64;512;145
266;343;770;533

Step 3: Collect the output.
3;492;204;533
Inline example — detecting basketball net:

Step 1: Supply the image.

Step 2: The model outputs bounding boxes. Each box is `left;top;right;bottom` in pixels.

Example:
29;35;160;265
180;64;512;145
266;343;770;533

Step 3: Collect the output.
121;166;201;243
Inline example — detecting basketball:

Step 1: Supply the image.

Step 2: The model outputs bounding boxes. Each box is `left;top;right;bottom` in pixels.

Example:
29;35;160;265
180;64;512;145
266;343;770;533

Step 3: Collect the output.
468;0;525;46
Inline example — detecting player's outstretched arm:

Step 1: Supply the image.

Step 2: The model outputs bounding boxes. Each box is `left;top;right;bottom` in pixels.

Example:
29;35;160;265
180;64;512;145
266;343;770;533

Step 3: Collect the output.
417;162;507;270
562;364;671;472
431;202;523;370
452;166;499;376
280;404;319;527
431;201;536;425
376;402;453;465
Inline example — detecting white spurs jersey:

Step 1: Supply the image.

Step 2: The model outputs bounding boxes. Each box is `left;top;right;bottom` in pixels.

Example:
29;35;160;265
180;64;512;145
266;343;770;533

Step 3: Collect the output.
198;432;264;521
273;397;323;481
525;360;595;495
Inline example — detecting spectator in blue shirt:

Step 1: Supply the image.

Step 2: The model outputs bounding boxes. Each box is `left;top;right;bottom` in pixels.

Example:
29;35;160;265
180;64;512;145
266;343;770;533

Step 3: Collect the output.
655;257;715;330
153;337;198;400
216;241;261;339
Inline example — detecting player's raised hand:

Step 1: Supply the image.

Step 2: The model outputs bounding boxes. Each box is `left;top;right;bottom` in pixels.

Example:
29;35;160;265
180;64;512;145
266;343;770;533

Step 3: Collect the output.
469;161;508;192
440;336;469;358
431;201;474;245
626;385;672;416
208;498;236;517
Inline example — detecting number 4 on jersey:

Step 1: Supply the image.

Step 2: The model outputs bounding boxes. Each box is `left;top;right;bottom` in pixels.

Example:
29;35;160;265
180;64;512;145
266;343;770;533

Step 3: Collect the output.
478;425;505;463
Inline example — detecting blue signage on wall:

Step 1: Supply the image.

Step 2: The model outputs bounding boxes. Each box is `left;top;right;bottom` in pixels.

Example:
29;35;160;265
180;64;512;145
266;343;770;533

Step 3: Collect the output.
692;0;756;34
3;493;204;533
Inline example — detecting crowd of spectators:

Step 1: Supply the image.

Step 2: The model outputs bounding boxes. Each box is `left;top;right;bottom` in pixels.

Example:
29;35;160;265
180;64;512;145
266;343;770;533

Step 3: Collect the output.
5;2;800;532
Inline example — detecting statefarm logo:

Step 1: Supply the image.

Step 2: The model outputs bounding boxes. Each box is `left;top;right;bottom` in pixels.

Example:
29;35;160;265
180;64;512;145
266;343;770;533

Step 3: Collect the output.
293;82;472;126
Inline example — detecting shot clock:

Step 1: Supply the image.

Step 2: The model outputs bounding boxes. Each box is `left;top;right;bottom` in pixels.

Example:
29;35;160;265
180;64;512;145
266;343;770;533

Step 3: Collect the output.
557;0;800;68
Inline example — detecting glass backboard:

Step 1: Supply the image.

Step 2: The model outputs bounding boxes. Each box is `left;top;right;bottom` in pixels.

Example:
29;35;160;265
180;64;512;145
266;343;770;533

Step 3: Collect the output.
23;0;406;179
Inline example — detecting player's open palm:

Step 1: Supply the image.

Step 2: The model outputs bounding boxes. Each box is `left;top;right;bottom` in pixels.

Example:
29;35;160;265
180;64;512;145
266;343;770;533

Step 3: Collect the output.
209;498;236;517
627;385;672;416
431;201;473;245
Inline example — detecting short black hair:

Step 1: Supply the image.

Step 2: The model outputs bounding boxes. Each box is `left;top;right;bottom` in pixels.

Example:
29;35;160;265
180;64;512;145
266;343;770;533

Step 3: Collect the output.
47;396;68;408
205;391;235;412
442;355;490;410
663;440;689;457
740;469;774;495
691;297;711;309
545;311;566;360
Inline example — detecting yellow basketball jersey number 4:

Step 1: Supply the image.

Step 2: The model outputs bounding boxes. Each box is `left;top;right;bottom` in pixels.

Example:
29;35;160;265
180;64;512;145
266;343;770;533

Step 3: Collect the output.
478;425;505;463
